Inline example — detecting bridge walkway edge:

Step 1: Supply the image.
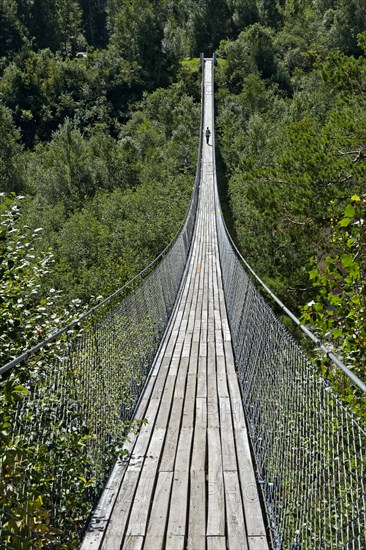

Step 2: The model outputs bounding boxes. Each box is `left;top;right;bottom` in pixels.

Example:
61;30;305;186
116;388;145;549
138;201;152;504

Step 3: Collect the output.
81;58;269;550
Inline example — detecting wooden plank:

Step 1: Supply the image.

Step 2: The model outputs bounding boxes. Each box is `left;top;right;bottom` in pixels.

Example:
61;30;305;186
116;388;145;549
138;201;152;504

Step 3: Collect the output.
224;341;243;401
187;470;206;550
187;294;198;333
188;340;199;376
195;397;207;430
126;429;165;537
127;398;160;472
122;535;144;550
224;470;248;549
155;374;176;429
207;341;216;365
166;471;189;537
207;356;219;429
177;319;188;339
235;427;267;538
159;398;184;472
164;330;179;358
196;355;207;398
174;357;189;399
224;342;247;431
170;351;182;373
207;536;226;550
231;398;246;431
220;397;237;472
151;357;171;400
191;427;206;472
182;332;192;357
207;400;219;429
144;471;173;549
165;535;185;550
222;319;231;342
248;536;269;550
182;374;197;429
214;309;221;328
207;428;225;536
143;427;166;469
192;318;202;343
101;470;140;549
215;330;224;357
216;355;229;398
207;328;215;343
174;427;193;471
124;471;154;537
199;339;207;357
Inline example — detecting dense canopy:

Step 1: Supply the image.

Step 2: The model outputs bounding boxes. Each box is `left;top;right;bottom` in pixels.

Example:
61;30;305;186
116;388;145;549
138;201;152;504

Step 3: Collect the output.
0;1;365;543
0;0;365;388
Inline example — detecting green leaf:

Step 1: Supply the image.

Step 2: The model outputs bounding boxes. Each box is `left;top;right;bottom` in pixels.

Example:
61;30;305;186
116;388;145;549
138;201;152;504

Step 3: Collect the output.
351;195;361;201
13;385;29;395
339;217;351;227
341;254;354;268
344;204;355;218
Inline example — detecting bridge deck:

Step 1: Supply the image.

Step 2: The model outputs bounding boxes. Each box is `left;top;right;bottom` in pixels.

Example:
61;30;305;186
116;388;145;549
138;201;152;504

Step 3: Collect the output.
81;59;268;550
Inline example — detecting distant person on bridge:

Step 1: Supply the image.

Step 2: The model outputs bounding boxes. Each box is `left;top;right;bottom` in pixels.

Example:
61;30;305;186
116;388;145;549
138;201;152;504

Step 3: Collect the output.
205;127;211;145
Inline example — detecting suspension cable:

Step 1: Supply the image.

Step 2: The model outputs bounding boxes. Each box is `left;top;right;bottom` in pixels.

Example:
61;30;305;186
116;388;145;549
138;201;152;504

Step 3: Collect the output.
211;57;366;395
0;58;205;378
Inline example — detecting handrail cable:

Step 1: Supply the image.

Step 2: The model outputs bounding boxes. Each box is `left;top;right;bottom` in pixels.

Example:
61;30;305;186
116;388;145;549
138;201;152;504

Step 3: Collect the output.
0;69;205;378
211;58;366;395
221;222;366;393
210;56;365;550
0;58;205;547
0;245;175;376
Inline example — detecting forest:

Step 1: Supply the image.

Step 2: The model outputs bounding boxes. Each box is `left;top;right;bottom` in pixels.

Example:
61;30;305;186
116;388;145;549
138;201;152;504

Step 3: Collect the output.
1;0;365;376
0;0;365;545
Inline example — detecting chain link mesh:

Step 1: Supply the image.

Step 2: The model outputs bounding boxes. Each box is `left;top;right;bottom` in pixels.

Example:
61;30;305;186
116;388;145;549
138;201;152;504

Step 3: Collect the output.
215;203;366;549
0;120;203;547
3;57;365;549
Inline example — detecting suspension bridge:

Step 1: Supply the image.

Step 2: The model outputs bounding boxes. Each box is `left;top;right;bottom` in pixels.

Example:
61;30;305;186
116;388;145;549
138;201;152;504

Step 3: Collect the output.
1;58;365;549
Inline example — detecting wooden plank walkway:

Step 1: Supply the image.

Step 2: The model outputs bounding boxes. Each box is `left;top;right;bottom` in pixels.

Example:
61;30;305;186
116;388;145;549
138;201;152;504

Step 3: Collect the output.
81;59;268;550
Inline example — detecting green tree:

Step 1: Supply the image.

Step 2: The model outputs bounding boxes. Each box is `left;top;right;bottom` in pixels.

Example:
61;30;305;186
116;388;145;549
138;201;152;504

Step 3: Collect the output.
0;195;70;363
0;49;65;146
227;0;258;33
218;23;291;93
301;196;366;412
108;0;168;85
26;120;113;211
0;195;95;547
0;104;24;193
317;0;366;55
257;0;283;30
80;0;107;47
17;0;85;53
0;48;138;145
0;0;26;56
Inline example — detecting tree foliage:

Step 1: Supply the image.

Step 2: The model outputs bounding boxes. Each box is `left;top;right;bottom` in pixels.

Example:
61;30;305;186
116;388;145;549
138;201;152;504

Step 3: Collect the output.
302;196;365;367
1;0;366;544
0;104;24;193
216;16;366;385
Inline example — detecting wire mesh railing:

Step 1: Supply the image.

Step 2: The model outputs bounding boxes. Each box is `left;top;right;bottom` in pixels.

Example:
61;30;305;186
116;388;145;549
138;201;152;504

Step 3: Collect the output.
210;64;366;548
0;68;205;550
